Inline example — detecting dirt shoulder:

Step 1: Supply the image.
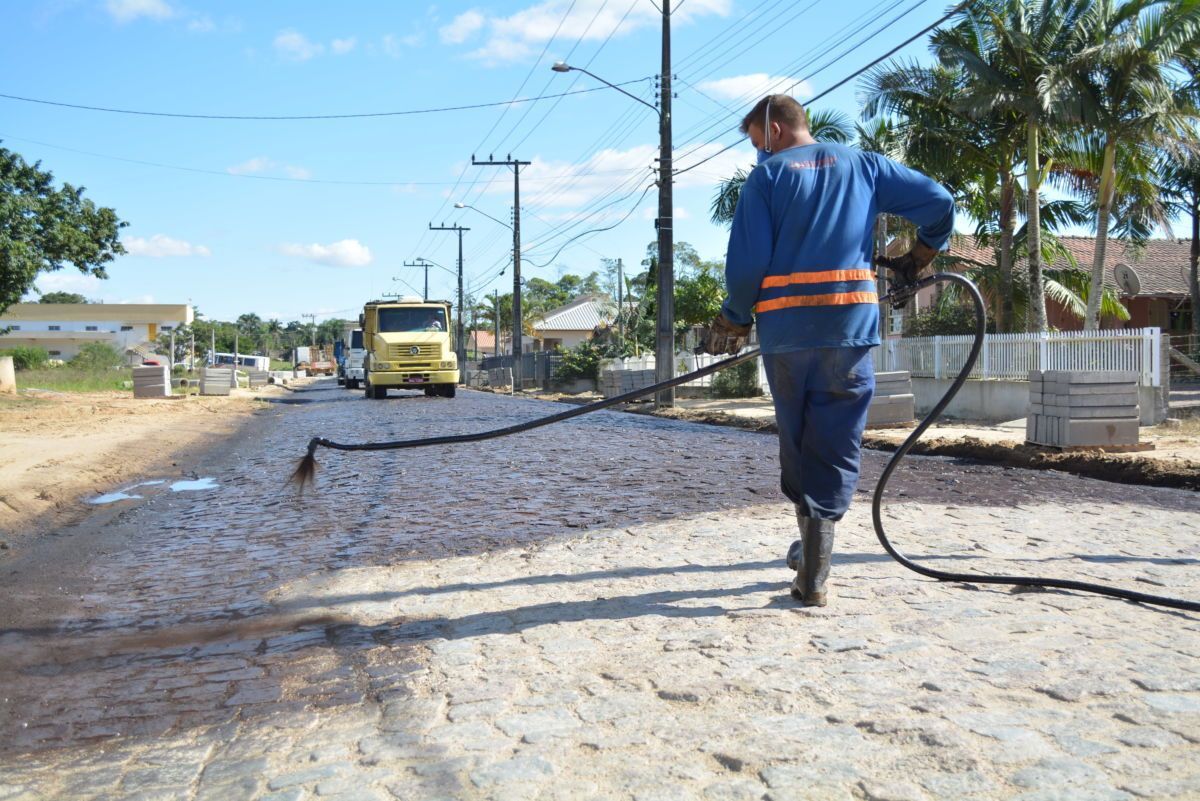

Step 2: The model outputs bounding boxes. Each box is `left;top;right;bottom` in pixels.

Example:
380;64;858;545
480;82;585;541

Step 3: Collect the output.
0;385;291;553
521;389;1200;492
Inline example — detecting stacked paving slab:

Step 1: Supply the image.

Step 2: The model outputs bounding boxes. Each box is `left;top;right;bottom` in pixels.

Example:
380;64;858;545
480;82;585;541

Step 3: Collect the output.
199;367;233;396
132;365;171;398
599;368;656;399
247;370;269;389
1027;370;1140;447
868;371;915;427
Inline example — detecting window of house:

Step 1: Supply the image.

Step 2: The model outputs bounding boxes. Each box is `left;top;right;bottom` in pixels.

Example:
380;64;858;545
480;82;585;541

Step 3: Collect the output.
85;325;98;331
8;325;18;331
161;325;174;331
121;325;134;331
48;325;61;331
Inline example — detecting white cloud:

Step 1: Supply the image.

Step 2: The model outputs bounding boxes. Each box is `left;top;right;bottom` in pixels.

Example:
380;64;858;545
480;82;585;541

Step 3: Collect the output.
641;205;690;221
118;294;157;304
187;15;214;32
227;157;311;180
274;29;324;61
439;9;485;44
331;36;357;54
696;74;811;103
105;0;173;23
457;0;730;65
280;239;374;268
29;272;104;299
125;234;212;258
496;145;658;208
226;156;274;176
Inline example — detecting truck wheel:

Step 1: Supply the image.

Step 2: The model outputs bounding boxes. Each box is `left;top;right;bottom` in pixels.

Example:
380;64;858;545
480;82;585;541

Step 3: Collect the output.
440;384;456;398
348;379;359;390
424;386;436;397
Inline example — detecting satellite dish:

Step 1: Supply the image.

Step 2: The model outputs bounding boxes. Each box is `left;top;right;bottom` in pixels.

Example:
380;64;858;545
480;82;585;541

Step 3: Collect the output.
1113;263;1141;295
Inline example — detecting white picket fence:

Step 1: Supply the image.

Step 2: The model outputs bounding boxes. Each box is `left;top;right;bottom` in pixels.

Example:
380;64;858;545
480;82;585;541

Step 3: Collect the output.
598;327;1163;394
873;327;1163;386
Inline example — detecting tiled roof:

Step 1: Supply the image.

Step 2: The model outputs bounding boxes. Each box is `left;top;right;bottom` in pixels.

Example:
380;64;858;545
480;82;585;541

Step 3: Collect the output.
532;295;615;332
941;236;1193;296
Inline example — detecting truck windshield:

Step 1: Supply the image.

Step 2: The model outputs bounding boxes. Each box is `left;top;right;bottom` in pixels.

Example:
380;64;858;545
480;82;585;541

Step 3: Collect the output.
378;307;447;333
351;330;364;349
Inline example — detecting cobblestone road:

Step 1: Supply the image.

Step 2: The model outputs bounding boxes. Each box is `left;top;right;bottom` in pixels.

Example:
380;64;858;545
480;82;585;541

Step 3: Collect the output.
1;383;1198;800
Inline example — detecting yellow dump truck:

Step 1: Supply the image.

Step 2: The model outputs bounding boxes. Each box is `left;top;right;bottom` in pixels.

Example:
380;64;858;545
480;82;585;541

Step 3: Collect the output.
361;298;458;398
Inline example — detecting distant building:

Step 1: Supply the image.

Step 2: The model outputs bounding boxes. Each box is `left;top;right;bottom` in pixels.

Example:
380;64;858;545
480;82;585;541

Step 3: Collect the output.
532;295;617;350
889;236;1194;335
0;303;193;362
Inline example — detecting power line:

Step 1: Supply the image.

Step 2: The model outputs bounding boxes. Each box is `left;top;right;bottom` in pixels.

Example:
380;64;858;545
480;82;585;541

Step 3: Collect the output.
0;80;654;121
672;0;969;177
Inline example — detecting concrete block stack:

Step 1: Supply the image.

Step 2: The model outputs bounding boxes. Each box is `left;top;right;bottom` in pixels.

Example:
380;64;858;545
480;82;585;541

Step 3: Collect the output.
132;365;171;398
200;367;233;396
868;371;915;427
599;368;656;399
247;370;269;388
1027;370;1140;447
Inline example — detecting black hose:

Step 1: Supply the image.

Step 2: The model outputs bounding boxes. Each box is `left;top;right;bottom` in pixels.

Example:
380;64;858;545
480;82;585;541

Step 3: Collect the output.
292;274;1198;613
871;273;1200;613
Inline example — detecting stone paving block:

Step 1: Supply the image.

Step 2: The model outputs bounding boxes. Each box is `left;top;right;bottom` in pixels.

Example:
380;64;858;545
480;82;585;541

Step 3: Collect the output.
1063;392;1138;407
1043;369;1139;384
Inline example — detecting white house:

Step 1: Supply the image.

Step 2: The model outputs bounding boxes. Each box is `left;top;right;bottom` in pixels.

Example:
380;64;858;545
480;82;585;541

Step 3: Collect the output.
0;303;193;362
532;295;616;351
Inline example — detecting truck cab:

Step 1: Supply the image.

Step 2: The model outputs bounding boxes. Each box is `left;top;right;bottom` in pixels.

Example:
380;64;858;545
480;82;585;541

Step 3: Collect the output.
361;298;458;398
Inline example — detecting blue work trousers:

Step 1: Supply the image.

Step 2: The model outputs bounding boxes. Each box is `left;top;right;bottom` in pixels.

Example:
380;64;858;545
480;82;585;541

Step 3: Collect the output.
762;347;875;521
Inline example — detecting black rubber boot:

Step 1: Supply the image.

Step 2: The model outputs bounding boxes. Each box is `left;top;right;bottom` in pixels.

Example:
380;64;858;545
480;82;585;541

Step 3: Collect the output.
786;507;806;572
791;518;835;606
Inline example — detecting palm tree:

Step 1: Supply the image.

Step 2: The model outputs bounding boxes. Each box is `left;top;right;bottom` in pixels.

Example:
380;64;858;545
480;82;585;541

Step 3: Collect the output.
1159;149;1200;342
860;51;1027;331
1065;0;1200;329
939;0;1094;332
709;107;856;226
265;318;283;358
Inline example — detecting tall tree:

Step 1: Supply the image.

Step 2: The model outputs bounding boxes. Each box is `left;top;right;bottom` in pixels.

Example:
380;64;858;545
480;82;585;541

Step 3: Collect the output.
1159;150;1200;342
1068;0;1200;328
940;0;1093;331
38;291;88;304
1;145;126;314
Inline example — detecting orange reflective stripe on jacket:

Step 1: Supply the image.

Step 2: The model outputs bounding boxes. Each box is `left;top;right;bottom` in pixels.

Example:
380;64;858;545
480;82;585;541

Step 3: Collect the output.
759;268;874;289
755;291;878;313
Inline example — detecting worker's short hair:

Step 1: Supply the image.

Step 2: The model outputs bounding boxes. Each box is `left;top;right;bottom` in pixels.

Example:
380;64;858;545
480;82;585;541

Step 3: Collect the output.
740;95;808;135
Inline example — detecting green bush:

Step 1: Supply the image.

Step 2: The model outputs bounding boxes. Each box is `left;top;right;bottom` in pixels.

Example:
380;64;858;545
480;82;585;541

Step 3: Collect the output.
554;341;605;382
711;359;760;398
903;303;985;337
70;342;123;370
0;346;50;370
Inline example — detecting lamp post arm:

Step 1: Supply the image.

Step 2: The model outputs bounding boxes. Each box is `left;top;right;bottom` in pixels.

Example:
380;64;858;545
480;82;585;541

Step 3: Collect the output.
567;67;659;116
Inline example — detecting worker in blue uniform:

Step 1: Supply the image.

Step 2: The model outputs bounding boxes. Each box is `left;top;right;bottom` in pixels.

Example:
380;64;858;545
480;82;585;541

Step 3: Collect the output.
702;94;955;607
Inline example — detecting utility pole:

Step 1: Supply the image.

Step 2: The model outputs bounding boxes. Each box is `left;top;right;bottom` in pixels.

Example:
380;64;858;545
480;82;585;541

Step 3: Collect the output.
302;313;317;347
493;289;501;358
616;257;625;348
655;0;675;408
403;258;432;300
428;223;469;372
472;154;530;388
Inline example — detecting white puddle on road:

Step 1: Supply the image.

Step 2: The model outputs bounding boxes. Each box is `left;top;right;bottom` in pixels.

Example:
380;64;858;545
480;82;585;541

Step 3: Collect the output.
87;480;168;505
88;491;143;505
88;478;216;505
169;477;219;492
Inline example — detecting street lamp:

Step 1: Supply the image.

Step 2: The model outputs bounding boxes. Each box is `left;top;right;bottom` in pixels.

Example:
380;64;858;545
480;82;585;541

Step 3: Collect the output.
456;201;517;360
552;55;674;407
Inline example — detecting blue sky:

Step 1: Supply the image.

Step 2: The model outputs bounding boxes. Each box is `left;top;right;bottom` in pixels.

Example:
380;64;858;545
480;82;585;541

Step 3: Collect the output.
4;0;962;323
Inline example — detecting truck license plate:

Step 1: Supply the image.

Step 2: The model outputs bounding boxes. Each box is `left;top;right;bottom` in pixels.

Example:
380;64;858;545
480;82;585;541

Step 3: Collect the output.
405;376;427;383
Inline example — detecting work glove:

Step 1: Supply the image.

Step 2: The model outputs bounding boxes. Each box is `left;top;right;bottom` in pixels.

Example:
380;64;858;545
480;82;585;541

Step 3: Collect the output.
700;312;752;356
875;239;939;308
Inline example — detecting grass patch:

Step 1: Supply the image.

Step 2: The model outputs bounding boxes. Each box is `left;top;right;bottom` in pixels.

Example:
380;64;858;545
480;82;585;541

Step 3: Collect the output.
16;367;133;393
